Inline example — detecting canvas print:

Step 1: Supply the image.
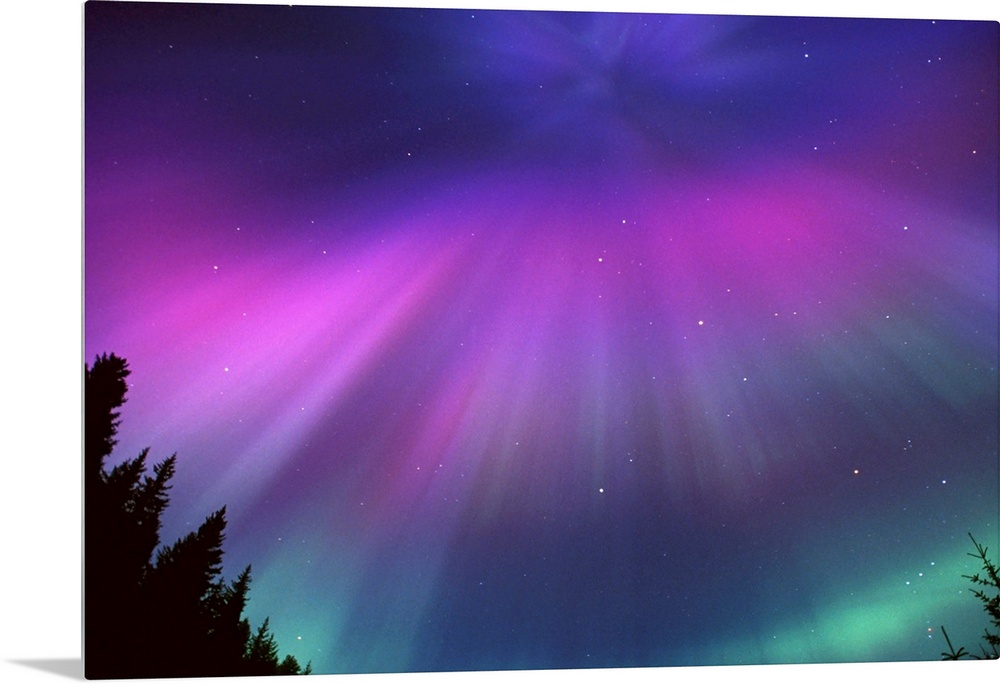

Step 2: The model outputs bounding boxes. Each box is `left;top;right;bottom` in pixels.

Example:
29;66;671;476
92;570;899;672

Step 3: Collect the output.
83;1;999;678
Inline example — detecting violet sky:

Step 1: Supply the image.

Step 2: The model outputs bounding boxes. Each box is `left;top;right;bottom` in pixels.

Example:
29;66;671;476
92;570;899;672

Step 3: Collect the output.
84;2;998;674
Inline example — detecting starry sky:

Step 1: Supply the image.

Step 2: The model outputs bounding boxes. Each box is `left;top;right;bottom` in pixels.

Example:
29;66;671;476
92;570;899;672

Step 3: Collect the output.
84;1;999;675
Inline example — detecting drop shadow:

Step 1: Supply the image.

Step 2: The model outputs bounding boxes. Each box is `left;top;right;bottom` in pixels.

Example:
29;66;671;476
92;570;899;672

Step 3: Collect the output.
7;658;83;680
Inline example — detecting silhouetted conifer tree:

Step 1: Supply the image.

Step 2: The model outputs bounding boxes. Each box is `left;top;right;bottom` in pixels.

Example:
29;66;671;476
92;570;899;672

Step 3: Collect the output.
203;566;255;676
941;533;1000;660
85;353;310;678
246;618;282;675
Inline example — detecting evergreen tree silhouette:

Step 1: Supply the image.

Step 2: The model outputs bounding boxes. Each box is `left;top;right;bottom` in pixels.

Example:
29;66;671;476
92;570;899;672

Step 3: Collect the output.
941;533;1000;660
204;566;255;675
84;353;310;678
84;354;148;677
141;508;229;676
247;618;282;675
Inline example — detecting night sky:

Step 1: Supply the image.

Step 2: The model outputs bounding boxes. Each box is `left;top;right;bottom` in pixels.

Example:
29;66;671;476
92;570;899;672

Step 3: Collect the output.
84;1;998;675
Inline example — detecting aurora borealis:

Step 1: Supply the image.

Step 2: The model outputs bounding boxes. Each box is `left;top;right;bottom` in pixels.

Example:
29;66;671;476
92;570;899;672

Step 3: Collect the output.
83;1;998;675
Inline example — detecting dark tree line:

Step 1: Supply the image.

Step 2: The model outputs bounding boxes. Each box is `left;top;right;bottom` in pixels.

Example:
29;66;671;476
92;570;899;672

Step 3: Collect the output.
85;353;310;678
